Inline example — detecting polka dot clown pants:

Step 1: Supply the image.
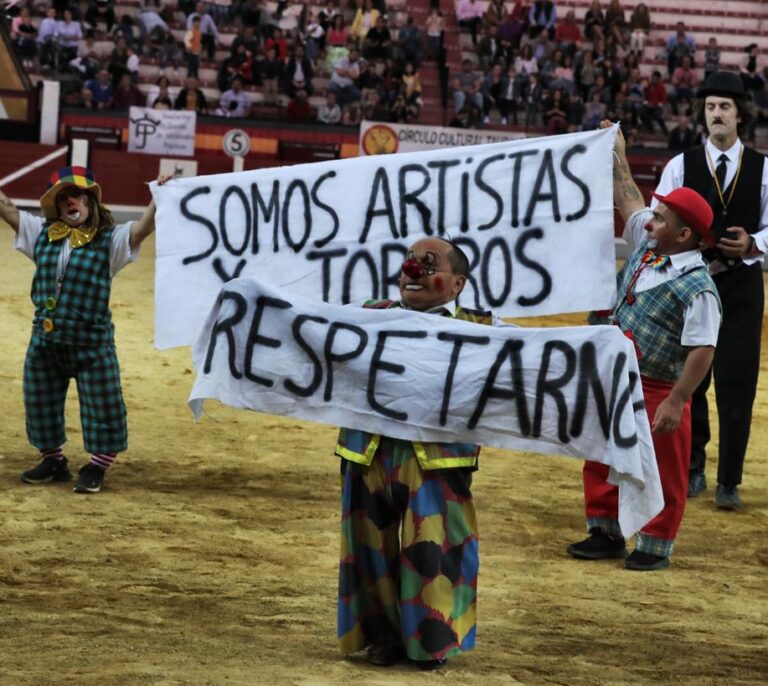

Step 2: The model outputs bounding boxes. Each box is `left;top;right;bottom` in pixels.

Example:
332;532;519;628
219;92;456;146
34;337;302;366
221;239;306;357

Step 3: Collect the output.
337;437;479;662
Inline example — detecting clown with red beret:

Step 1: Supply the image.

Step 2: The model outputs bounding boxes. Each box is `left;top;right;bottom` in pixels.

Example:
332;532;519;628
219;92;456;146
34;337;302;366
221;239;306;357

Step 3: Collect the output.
567;124;722;571
0;166;170;493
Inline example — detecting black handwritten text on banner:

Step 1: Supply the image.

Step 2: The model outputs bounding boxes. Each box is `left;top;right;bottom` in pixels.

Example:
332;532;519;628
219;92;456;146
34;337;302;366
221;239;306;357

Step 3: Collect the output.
154;127;618;348
189;276;661;537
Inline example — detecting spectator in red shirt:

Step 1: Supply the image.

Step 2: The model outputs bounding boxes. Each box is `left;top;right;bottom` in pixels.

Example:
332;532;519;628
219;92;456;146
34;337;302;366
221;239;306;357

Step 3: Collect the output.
285;88;312;122
265;27;288;61
113;73;144;110
641;70;668;133
671;54;698;114
555;9;582;56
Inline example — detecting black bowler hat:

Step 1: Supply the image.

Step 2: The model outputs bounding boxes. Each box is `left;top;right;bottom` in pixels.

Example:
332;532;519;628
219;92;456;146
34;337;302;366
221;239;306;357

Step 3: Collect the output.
697;70;745;99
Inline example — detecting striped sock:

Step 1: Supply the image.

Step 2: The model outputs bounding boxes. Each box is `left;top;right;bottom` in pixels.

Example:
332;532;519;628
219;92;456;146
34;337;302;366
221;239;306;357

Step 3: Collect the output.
40;447;65;461
89;453;116;470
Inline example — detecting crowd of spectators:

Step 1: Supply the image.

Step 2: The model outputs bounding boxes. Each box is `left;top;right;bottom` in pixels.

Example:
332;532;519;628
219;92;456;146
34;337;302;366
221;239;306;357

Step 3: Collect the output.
3;0;432;125
449;0;767;145
3;0;766;139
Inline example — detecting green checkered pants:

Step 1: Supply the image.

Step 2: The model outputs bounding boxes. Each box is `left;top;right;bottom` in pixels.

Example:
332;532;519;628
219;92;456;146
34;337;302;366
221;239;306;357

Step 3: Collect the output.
23;335;127;454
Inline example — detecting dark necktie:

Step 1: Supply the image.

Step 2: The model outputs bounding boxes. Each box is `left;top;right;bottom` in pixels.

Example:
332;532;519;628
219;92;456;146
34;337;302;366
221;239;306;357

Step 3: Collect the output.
716;153;728;192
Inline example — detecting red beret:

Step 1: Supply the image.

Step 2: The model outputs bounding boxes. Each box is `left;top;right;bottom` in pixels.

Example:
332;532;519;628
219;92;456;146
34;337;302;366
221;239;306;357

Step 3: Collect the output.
652;187;715;247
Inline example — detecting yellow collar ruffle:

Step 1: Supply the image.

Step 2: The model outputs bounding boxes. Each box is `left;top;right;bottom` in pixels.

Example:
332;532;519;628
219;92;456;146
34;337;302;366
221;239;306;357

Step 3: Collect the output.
47;221;98;248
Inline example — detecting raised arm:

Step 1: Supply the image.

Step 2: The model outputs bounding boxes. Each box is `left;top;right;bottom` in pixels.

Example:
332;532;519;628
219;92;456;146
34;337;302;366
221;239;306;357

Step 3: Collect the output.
600;120;645;222
129;174;173;252
0;188;21;234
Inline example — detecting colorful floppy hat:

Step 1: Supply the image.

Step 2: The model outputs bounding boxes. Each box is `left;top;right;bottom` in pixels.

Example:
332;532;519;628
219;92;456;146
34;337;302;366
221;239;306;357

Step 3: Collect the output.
39;166;102;220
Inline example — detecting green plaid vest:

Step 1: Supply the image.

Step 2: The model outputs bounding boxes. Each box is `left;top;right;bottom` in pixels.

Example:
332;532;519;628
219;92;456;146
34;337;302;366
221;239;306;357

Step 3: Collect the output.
591;243;720;383
336;299;493;470
31;223;115;346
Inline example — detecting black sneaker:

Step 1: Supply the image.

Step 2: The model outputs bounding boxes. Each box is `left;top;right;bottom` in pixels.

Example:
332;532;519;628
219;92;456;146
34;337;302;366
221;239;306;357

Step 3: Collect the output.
73;464;105;494
415;658;447;671
687;472;707;498
366;640;406;666
624;550;670;571
21;456;72;484
566;527;627;560
715;484;741;511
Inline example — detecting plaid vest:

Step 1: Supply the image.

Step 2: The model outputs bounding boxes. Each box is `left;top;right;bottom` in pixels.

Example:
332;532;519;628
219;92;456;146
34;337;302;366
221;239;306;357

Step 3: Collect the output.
31;223;115;346
336;300;493;470
590;244;720;383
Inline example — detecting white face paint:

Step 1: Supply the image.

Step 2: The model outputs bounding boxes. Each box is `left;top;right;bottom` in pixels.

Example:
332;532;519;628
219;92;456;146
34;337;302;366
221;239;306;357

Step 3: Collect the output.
399;238;466;311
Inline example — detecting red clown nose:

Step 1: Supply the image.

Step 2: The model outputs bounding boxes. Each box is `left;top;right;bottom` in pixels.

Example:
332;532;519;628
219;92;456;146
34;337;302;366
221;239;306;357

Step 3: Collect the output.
402;258;426;279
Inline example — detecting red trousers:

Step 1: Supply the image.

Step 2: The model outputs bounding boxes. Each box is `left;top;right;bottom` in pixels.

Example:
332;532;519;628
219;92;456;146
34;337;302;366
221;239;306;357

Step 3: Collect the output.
583;376;691;544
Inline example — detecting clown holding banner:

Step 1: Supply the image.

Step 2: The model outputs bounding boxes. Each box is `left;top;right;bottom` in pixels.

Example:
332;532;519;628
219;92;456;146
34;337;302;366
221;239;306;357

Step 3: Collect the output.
182;126;676;671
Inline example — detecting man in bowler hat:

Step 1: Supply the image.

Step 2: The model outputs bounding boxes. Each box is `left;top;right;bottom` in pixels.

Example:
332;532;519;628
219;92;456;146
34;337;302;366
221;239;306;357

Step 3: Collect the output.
654;70;767;510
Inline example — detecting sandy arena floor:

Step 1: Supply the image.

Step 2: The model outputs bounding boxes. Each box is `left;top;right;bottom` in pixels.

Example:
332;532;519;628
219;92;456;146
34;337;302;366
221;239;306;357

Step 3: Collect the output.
1;225;767;685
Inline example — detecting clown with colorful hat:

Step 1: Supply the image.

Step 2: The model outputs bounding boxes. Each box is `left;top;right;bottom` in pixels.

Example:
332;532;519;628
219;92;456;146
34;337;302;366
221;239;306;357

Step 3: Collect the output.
0;165;173;493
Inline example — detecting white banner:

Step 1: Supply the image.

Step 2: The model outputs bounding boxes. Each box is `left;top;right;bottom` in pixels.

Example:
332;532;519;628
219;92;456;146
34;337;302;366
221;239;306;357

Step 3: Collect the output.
153;127;618;349
189;277;662;537
128;107;196;156
360;119;528;155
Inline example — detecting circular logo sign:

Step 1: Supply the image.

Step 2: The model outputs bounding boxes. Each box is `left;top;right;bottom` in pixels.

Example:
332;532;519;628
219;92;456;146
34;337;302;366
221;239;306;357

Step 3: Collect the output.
223;129;251;158
361;124;399;155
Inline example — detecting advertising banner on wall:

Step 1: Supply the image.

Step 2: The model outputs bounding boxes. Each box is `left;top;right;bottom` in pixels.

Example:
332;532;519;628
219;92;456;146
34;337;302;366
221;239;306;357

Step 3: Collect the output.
128;107;196;156
359;119;528;155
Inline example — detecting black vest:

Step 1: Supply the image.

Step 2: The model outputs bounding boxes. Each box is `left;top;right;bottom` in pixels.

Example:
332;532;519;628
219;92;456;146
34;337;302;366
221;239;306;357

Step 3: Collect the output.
683;144;764;240
683;144;764;265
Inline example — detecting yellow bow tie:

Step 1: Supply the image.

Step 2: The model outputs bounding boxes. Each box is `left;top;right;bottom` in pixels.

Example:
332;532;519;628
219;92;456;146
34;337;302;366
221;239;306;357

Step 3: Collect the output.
47;221;98;248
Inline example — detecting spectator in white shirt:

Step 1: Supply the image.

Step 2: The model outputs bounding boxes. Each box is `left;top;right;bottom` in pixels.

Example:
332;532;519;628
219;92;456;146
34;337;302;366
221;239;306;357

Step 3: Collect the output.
329;45;364;105
126;45;140;81
37;7;58;70
317;90;342;124
304;11;325;63
139;8;170;36
70;32;101;79
215;76;252;117
57;9;84;68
